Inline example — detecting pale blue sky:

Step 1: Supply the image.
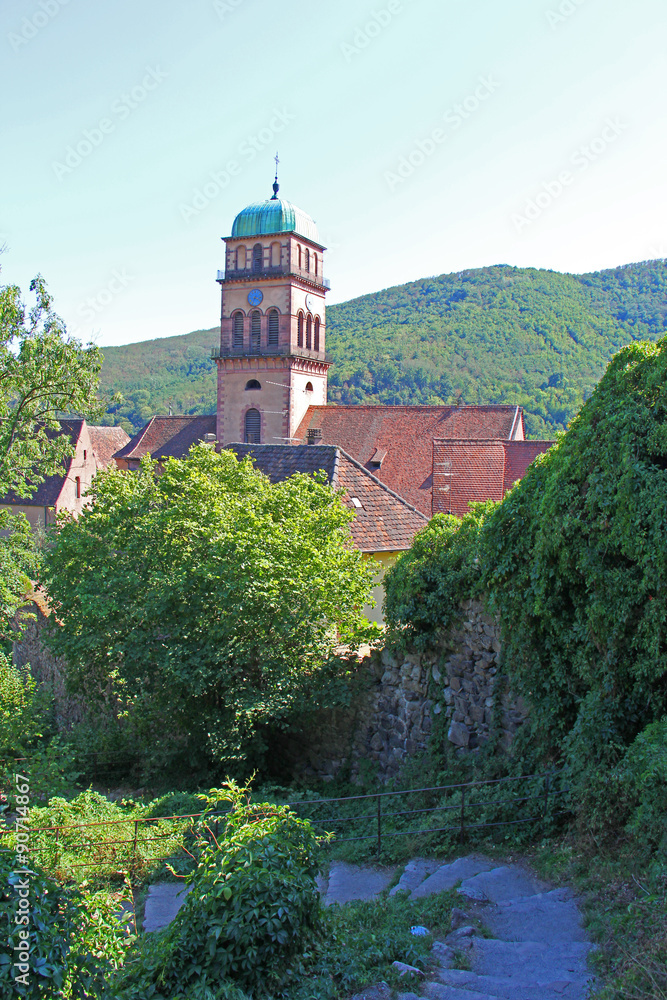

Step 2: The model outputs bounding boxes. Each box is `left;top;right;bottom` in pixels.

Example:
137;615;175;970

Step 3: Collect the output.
1;0;666;346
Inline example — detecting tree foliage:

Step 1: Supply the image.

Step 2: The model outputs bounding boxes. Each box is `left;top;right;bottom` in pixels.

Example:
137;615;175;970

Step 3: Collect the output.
41;446;378;771
386;335;667;834
99;260;667;436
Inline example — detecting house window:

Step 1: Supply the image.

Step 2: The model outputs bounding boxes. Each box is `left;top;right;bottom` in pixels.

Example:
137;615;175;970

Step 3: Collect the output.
252;244;263;273
233;311;244;347
268;309;279;345
83;450;87;460
245;408;260;443
245;379;261;390
297;312;304;348
251;311;261;353
75;477;81;499
306;314;312;350
314;317;320;352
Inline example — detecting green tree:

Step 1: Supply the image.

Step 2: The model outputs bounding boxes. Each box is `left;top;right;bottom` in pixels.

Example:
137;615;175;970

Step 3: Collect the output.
41;446;379;771
0;269;105;637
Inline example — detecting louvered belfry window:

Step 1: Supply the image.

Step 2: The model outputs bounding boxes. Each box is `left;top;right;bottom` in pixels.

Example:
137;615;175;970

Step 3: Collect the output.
314;317;320;352
233;312;244;347
306;315;312;350
304;248;310;272
268;309;279;345
252;244;263;273
251;311;261;353
245;408;260;443
297;312;304;347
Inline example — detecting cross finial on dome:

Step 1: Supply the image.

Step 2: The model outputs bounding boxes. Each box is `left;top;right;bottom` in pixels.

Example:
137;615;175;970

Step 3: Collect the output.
272;152;280;199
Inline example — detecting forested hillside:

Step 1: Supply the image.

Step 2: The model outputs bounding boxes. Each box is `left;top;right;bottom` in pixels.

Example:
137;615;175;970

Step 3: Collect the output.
100;259;667;437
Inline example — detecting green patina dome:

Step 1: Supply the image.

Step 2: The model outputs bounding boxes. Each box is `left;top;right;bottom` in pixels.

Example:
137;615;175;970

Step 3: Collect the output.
231;196;319;243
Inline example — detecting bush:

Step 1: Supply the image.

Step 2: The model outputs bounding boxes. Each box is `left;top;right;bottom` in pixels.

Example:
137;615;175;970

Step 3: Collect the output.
115;783;325;998
0;847;133;998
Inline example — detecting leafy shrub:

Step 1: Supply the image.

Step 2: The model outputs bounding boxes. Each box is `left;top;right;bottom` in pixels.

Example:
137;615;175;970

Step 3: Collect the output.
384;504;490;642
0;847;133;998
0;653;43;761
115;783;325;998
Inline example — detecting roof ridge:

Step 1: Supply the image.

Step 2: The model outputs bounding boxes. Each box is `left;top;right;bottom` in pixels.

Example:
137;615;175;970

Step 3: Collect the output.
337;447;429;520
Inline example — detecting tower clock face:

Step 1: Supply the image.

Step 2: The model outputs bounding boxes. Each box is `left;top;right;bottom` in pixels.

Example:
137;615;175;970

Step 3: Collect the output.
305;294;315;312
247;288;263;307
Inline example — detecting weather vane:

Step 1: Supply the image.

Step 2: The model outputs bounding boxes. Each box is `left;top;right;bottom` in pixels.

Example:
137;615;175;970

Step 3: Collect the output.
272;152;280;199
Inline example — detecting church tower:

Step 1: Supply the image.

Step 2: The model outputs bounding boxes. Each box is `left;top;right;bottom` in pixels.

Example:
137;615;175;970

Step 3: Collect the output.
214;170;329;446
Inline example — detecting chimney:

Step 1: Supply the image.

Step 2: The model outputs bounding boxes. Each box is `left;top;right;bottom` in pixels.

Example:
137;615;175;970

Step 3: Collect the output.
307;428;322;445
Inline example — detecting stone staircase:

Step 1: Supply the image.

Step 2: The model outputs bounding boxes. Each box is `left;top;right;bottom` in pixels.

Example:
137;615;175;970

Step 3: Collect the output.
144;853;595;1000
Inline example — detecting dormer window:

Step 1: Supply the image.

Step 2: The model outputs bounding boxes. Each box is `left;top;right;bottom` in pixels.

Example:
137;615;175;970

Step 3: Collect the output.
369;448;387;468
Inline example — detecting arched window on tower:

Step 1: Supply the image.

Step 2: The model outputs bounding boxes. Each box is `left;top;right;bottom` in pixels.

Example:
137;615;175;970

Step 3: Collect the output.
314;317;320;352
251;311;261;353
304;248;310;272
236;246;246;270
297;245;302;269
306;314;312;350
245;408;260;443
233;311;244;348
297;312;304;348
252;243;263;273
268;309;279;346
314;253;318;277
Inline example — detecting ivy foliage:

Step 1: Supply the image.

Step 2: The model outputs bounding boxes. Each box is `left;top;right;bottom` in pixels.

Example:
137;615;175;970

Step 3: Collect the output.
41;446;379;772
115;782;324;999
386;336;667;834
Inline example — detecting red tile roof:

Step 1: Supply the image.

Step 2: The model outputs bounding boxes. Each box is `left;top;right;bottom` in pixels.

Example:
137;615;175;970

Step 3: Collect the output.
432;438;554;518
293;405;525;516
230;444;428;552
113;415;217;463
88;425;130;469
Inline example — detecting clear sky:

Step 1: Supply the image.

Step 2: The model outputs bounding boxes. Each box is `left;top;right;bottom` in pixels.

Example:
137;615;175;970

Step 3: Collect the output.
2;0;666;347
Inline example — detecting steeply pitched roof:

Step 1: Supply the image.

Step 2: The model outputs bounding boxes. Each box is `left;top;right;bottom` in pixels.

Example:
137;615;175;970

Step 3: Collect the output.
292;405;524;516
0;418;84;507
432;438;554;518
113;415;217;463
230;443;428;552
88;425;130;469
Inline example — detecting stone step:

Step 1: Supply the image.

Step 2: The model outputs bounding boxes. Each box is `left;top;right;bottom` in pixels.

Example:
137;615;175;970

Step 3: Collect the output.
142;882;191;932
424;982;501;1000
471;937;592;984
457;864;547;904
410;855;496;899
389;857;442;896
484;888;589;945
436;967;592;1000
321;860;397;906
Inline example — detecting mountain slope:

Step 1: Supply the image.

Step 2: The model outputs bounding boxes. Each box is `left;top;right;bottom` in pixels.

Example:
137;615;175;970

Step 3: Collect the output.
99;260;667;437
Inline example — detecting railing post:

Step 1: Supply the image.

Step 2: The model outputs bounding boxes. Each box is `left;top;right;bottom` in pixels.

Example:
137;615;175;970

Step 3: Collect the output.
459;786;466;843
543;772;551;832
377;795;382;856
132;819;139;874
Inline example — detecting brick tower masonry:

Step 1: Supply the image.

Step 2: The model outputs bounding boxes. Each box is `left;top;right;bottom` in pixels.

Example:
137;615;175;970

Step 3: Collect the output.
214;178;330;446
